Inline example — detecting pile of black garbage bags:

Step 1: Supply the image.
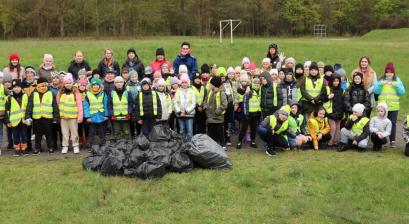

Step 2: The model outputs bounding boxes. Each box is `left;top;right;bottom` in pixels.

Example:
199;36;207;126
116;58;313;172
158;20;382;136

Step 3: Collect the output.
83;125;233;180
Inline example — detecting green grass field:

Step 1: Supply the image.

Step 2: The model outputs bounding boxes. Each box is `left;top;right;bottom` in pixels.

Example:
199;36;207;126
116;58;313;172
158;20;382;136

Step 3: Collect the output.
1;30;409;223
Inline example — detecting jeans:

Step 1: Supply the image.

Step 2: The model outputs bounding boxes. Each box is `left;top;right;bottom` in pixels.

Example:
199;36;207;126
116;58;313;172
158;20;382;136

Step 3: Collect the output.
178;117;193;141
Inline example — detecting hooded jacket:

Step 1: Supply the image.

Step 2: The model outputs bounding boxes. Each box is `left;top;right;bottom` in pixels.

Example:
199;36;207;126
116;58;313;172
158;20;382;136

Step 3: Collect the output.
344;78;371;115
369;103;392;138
278;76;297;106
260;72;282;113
122;50;145;79
326;75;345;120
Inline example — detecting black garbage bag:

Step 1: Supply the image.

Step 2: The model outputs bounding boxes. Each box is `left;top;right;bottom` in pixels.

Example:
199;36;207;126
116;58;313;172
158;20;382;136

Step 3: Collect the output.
405;144;409;157
91;144;106;156
123;147;146;168
107;139;132;155
148;124;173;142
189;134;233;169
134;161;167;179
146;142;172;166
82;155;105;171
100;148;126;176
135;134;150;151
170;151;194;172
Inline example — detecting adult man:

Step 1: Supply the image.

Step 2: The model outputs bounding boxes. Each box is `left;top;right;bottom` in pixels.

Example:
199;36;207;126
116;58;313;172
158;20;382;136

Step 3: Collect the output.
173;42;198;80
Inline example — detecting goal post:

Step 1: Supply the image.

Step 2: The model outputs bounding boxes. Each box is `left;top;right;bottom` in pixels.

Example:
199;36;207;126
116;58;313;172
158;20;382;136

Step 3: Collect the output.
219;19;241;44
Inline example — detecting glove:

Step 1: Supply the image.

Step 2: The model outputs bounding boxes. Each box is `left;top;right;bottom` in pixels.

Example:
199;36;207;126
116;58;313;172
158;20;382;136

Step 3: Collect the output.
25;118;33;126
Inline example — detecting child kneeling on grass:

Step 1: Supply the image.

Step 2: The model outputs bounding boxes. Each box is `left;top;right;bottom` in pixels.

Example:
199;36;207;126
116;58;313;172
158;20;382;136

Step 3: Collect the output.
307;106;331;150
57;74;83;154
5;79;29;156
338;103;370;152
369;103;391;151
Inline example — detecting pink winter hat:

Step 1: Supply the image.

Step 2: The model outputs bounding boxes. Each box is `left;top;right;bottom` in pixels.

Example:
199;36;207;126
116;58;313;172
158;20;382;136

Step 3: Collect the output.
64;73;74;83
157;78;166;87
227;66;235;75
170;76;180;85
180;74;190;84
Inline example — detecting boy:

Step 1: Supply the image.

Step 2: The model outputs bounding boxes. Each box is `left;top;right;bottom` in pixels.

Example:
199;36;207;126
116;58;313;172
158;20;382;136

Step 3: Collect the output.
136;78;162;136
25;77;59;154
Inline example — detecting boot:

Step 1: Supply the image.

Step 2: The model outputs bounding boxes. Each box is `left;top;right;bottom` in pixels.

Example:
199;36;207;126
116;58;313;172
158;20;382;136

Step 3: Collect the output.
73;146;80;154
250;142;258;148
337;143;348;152
61;146;68;154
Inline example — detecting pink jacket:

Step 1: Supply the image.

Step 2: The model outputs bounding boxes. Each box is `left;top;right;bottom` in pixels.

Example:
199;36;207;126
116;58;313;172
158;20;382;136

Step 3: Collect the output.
149;60;172;73
56;90;84;121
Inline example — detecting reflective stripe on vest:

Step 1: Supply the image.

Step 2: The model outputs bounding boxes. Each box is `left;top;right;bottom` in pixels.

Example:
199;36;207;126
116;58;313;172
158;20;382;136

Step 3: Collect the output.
310;117;328;134
351;116;369;137
32;91;53;119
379;83;400;111
193;86;205;106
139;91;158;116
269;115;288;134
59;93;78;119
249;90;261;112
207;91;225;115
9;95;28;127
407;115;409;128
0;84;5;112
322;86;332;114
112;90;128;116
87;92;105;115
305;76;324;98
273;82;278;107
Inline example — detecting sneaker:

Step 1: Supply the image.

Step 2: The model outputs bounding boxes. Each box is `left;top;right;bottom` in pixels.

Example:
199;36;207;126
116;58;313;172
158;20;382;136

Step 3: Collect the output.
222;146;227;151
61;147;68;154
226;141;232;146
31;134;35;141
265;147;276;156
73;146;80;154
21;150;29;156
390;141;396;148
32;150;40;155
48;148;55;153
13;150;21;157
250;142;258;148
337;143;348;152
236;142;242;149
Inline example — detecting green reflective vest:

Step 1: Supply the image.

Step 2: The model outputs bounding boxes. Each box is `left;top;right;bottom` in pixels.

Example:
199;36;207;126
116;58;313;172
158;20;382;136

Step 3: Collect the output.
379;83;400;111
87;92;105;115
59;93;78;119
112;91;128;116
193;85;205;106
139;91;158;116
322;86;332;114
304;76;324;98
32;91;53;119
249;90;261;113
207;91;225;115
309;117;328;134
9;94;28;127
350;116;369;137
0;84;6;113
269;115;288;134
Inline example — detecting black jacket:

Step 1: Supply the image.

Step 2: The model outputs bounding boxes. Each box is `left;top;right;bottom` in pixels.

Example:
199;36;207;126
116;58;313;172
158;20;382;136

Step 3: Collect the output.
67;60;92;80
97;59;121;79
344;116;370;142
326;86;345;120
344;83;371;115
122;58;145;79
135;89;162;120
25;90;59;120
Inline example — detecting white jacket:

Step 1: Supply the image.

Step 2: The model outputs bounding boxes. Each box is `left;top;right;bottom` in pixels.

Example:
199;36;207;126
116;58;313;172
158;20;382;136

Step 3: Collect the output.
174;87;196;117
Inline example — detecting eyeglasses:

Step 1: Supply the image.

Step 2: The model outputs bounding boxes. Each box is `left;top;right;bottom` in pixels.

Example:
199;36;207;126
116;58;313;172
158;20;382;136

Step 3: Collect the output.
182;47;189;50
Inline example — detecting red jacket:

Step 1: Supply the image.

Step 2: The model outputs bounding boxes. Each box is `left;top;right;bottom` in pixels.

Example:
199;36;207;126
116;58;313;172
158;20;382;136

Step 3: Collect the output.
149;60;172;73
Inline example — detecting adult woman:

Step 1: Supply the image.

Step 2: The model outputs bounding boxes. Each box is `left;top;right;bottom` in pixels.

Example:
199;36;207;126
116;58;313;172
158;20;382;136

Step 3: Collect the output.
97;48;120;79
3;53;25;81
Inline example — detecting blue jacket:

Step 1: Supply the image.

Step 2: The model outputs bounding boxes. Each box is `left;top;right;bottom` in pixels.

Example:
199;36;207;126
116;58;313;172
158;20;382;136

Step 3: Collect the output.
83;91;109;123
173;54;198;80
373;77;405;97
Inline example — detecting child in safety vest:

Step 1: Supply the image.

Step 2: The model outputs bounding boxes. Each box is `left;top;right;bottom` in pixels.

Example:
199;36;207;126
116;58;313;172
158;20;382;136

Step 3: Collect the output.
205;76;228;148
77;78;89;148
168;76;179;130
49;71;63;151
83;77;109;146
325;75;344;147
57;74;83;154
307;106;331;150
217;67;233;146
156;78;172;126
236;73;261;149
126;69;141;137
136;78;162;136
403;115;409;156
338;103;370;152
108;76;133;140
287;102;311;150
192;72;207;134
25;77;59;154
5;79;29;156
373;63;405;148
258;105;291;156
0;72;7;155
3;74;14;150
174;74;196;141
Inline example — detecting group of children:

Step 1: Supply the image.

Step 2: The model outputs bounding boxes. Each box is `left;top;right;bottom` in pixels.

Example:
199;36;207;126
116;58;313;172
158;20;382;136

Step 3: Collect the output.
0;45;407;157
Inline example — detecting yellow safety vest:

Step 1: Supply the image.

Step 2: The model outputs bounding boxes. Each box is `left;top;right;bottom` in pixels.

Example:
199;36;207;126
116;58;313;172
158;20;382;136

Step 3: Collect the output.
112;90;128;116
32;91;53;119
379;83;400;111
269;115;289;134
9;95;28;127
59;93;78;119
0;84;6;113
351;116;369;137
207;91;225;115
139;91;158;116
322;86;332;114
304;76;324;98
406;115;409;128
249;90;261;113
193;85;205;106
309;117;328;134
87;92;105;115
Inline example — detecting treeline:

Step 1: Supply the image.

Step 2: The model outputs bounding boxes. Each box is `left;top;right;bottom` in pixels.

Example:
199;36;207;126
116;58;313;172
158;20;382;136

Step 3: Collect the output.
0;0;408;38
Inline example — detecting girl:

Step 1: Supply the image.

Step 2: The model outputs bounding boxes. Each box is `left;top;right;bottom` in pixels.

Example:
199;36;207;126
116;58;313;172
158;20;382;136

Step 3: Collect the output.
156;78;172;126
344;72;371;117
192;73;207;134
242;57;251;71
323;65;334;86
236;73;261;149
307;106;331;150
38;54;57;82
168;76;179;130
278;71;297;106
126;70;141;137
259;71;280;118
174;74;196;141
5;79;28;156
369;103;391;151
77;78;89;148
294;63;304;87
287;103;311;150
373;62;405;147
325;75;344;147
285;57;296;73
277;68;286;83
136;78;162;136
351;56;377;116
261;58;272;72
270;69;279;84
3;53;25;81
57;74;83;154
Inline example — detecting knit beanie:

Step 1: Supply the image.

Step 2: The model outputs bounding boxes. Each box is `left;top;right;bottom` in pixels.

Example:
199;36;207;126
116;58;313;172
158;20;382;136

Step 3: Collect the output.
352;103;365;115
210;76;222;88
